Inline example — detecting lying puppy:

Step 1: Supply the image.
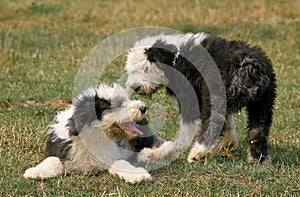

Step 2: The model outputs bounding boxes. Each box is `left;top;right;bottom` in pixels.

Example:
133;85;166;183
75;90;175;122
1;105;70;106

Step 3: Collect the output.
125;32;276;164
24;83;165;183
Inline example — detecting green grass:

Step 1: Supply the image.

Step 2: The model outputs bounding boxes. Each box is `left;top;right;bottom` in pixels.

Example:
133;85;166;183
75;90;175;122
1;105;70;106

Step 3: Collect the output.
1;0;299;196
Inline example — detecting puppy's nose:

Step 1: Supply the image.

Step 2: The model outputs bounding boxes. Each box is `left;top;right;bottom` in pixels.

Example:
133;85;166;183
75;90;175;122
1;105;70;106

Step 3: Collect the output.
140;106;147;114
131;85;140;93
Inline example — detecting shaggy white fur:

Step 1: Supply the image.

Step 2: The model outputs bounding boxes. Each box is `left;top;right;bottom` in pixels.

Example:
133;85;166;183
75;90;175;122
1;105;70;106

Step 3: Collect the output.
187;113;238;162
137;141;177;163
23;84;164;183
187;142;211;163
24;157;63;179
109;160;152;183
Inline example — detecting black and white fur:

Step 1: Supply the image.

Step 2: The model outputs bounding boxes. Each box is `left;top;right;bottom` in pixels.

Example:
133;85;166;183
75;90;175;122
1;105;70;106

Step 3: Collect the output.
125;33;276;164
24;83;167;183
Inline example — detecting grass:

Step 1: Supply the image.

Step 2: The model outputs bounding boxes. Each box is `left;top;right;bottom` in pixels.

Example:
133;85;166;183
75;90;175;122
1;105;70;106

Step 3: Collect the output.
0;0;299;196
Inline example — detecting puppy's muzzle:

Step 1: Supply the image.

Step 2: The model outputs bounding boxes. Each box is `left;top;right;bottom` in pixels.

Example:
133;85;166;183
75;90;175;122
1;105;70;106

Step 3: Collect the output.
140;106;147;114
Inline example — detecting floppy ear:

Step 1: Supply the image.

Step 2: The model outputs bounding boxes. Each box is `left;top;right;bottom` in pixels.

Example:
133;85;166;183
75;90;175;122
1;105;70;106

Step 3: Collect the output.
66;116;79;136
95;94;111;120
145;47;159;63
144;41;177;66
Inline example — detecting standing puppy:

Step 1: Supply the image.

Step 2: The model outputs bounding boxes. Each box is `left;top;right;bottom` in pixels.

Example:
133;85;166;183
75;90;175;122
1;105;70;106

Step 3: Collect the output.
125;33;276;164
24;83;165;183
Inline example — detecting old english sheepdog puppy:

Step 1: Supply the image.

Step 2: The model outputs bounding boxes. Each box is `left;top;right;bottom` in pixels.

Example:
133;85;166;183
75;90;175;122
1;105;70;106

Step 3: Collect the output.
24;83;167;183
125;32;276;164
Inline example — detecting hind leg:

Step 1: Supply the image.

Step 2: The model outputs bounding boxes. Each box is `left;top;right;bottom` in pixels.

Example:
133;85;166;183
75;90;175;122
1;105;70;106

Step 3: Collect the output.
24;156;64;179
246;91;275;164
217;113;238;154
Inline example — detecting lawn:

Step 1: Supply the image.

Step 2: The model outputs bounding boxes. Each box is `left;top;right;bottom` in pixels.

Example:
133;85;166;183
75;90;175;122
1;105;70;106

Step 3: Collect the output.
0;0;299;196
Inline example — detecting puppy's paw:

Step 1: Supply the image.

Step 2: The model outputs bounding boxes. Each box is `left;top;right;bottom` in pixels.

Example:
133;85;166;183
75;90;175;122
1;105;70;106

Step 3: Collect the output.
217;132;238;155
24;167;46;179
24;166;62;179
109;160;152;184
124;170;152;184
187;142;212;163
23;157;63;179
137;141;176;163
137;148;155;163
247;148;271;164
217;136;238;155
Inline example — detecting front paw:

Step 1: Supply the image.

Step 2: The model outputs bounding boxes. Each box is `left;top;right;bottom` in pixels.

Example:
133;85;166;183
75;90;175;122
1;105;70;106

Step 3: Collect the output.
24;167;46;179
247;147;271;164
23;157;63;179
137;141;177;163
109;160;152;184
187;142;212;163
111;168;152;184
125;170;152;184
137;148;155;163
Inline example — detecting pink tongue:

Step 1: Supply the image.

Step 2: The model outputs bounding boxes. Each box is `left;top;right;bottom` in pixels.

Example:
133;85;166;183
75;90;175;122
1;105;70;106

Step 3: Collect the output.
118;123;143;135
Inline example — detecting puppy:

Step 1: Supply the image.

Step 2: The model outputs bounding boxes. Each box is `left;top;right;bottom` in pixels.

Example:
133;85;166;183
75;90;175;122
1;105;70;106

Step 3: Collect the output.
125;33;276;164
24;83;165;183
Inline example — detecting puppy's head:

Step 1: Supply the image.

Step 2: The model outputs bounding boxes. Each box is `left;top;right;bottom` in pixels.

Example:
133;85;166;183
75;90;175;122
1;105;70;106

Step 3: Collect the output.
125;33;209;96
125;36;174;96
73;83;147;139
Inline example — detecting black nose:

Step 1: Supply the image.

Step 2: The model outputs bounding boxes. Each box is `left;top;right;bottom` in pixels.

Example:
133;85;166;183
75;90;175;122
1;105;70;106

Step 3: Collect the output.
131;85;140;92
140;106;147;114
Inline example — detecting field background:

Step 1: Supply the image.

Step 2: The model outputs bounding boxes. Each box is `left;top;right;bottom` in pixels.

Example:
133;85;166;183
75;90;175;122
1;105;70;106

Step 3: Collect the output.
0;0;299;196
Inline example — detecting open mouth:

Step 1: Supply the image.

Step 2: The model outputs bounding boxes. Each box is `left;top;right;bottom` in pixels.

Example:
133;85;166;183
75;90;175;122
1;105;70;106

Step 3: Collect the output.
115;123;143;136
